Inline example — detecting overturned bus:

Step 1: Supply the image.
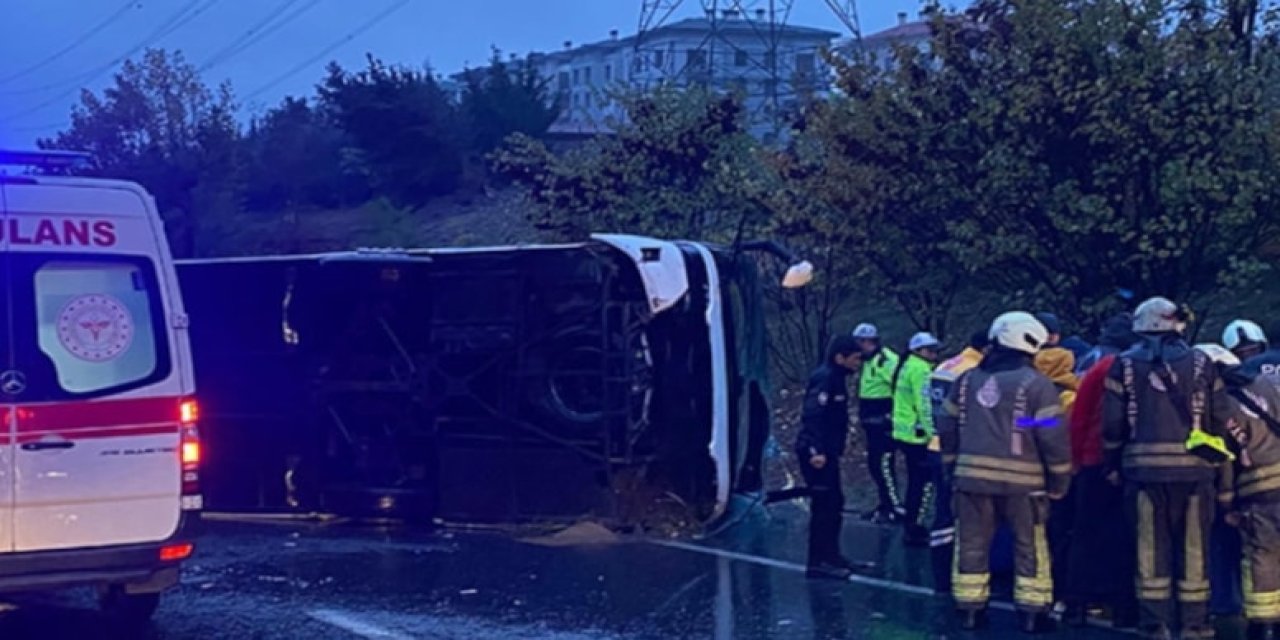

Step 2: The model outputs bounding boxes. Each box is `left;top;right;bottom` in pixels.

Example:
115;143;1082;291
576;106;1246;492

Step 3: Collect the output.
177;234;811;527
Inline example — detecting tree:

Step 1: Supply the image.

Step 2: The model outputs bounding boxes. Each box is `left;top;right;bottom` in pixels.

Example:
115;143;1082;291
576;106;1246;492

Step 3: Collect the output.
242;96;369;213
459;49;561;160
773;34;982;338
318;56;463;206
492;86;770;241
40;48;240;258
936;0;1280;321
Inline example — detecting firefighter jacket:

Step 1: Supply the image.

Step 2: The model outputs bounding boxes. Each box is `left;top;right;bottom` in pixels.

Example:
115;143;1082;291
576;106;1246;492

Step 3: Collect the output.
892;353;935;445
1222;371;1280;506
860;348;899;401
795;364;852;459
1102;336;1236;484
938;351;1072;496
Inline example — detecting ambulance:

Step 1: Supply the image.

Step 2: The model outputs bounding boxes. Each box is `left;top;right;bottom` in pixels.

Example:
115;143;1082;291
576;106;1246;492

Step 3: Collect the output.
0;150;199;621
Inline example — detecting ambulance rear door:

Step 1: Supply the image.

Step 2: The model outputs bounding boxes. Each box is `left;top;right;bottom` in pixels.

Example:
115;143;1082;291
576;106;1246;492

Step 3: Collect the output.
1;179;184;552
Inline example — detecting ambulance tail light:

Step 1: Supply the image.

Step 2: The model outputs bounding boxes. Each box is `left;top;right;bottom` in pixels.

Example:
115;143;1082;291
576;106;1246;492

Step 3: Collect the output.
179;399;203;511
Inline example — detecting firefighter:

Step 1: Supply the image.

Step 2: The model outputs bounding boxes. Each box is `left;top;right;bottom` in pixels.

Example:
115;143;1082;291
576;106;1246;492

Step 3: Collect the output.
1198;344;1280;640
1103;298;1237;640
795;334;863;579
853;323;904;523
938;312;1071;634
892;332;941;546
928;331;991;593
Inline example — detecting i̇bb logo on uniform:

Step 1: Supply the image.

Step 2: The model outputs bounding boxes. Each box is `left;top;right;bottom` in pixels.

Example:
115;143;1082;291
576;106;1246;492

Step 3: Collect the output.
56;294;133;362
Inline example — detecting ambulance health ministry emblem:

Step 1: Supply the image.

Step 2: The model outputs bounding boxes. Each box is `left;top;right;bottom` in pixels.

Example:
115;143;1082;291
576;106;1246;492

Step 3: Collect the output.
976;377;1001;409
57;294;134;362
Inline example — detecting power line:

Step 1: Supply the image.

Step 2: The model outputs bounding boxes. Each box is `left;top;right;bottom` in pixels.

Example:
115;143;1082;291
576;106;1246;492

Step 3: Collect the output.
198;0;325;73
242;0;412;103
0;0;141;86
1;0;225;122
0;0;218;98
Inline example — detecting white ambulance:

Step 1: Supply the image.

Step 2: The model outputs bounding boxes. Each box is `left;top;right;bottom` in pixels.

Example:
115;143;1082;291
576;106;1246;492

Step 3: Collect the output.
0;150;199;621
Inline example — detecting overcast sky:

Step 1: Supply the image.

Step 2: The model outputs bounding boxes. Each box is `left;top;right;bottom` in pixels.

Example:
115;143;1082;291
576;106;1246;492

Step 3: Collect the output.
0;0;938;146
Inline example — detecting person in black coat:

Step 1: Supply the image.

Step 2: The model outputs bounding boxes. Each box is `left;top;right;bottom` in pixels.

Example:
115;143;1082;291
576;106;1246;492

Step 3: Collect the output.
795;334;863;579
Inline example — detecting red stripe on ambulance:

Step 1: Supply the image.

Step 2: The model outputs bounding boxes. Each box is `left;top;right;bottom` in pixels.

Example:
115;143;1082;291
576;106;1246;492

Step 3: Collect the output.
13;396;182;436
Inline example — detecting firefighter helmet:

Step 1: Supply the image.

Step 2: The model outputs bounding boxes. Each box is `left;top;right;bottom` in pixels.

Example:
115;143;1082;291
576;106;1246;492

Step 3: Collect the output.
989;312;1048;355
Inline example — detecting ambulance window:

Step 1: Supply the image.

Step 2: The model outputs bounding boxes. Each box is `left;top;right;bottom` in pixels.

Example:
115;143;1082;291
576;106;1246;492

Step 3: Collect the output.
17;255;170;399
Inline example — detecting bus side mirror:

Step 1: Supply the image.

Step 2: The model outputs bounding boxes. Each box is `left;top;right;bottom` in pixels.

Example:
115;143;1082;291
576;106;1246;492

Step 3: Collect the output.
782;261;813;289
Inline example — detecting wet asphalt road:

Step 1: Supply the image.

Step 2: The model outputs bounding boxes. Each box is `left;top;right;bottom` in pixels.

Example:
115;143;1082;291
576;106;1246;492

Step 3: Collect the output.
0;507;1175;639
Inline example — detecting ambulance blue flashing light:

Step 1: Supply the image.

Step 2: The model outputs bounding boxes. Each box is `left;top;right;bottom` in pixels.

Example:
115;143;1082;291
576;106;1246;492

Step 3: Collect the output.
0;149;92;169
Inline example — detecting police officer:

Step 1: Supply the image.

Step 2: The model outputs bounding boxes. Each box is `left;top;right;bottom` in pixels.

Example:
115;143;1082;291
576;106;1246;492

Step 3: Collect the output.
796;334;863;579
1228;320;1280;381
853;323;904;523
1198;344;1280;640
928;331;990;593
1103;298;1236;640
892;331;941;547
938;312;1071;634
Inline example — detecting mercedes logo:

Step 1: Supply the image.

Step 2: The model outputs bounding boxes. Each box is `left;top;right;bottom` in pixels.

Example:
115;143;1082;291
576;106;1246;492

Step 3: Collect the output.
0;371;26;396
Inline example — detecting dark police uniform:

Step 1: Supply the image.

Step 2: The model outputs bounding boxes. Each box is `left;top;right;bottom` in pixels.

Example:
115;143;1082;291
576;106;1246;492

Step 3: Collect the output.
795;364;852;568
1103;338;1235;636
938;359;1071;614
1243;348;1280;382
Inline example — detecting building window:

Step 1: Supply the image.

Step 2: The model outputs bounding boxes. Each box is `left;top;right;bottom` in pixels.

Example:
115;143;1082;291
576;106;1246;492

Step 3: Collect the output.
583;66;592;84
604;64;612;81
763;50;776;69
795;53;815;76
573;68;580;85
686;49;707;70
558;72;569;90
734;50;749;67
653;50;665;68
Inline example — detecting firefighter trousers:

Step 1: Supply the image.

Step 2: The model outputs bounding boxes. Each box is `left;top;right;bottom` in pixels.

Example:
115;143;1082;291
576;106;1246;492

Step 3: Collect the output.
952;491;1053;612
1126;481;1214;630
859;398;900;513
800;456;844;566
1242;501;1280;623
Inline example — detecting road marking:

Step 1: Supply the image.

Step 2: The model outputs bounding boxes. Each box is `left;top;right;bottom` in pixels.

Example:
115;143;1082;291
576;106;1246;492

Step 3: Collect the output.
650;539;1009;609
653;539;1142;636
308;609;413;640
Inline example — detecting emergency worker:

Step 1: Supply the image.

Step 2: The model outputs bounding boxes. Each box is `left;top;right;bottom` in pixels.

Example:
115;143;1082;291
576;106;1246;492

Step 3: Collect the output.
1230;320;1280;381
938;312;1071;634
1077;313;1139;375
1103;298;1236;640
1226;320;1269;364
892;332;941;546
1198;344;1280;640
1061;318;1141;628
928;331;991;593
795;334;863;579
853;323;904;523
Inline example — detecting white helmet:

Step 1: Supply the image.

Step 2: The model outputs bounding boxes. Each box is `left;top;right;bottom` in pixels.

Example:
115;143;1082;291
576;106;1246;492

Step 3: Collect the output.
1223;319;1267;351
1132;297;1186;334
852;323;879;339
1194;343;1241;366
989;311;1048;355
909;332;940;351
